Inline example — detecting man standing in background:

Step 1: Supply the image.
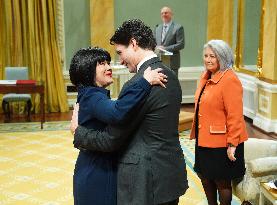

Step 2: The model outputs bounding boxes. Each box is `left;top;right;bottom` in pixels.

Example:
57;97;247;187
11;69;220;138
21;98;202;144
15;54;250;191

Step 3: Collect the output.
155;6;185;77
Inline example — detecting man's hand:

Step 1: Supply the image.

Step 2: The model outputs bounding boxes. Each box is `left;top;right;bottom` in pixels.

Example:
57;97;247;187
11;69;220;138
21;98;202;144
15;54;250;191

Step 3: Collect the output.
70;103;79;135
143;67;168;88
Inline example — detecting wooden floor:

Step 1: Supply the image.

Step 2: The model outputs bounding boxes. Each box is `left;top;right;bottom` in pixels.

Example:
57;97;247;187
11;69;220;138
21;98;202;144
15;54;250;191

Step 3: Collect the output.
0;104;276;140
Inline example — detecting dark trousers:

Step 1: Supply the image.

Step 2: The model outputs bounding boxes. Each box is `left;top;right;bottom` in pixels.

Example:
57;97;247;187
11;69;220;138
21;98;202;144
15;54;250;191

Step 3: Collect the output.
158;198;179;205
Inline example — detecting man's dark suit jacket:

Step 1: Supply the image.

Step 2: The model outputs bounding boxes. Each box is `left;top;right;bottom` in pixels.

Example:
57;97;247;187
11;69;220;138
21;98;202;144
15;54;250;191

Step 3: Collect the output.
74;57;188;205
155;22;185;72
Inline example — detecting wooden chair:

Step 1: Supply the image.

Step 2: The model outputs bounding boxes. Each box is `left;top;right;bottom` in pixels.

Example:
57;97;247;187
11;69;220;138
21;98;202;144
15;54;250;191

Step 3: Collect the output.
2;67;32;122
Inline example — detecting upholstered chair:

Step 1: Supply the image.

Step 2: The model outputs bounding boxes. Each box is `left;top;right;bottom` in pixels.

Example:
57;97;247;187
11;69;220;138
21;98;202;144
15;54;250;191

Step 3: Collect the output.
232;138;277;205
2;67;32;121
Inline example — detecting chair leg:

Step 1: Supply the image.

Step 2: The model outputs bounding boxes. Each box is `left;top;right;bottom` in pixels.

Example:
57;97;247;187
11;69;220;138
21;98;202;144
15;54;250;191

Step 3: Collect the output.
2;100;10;122
26;100;32;122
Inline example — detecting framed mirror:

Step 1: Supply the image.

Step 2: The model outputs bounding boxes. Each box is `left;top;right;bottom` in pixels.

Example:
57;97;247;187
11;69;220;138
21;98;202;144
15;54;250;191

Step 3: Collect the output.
234;0;264;77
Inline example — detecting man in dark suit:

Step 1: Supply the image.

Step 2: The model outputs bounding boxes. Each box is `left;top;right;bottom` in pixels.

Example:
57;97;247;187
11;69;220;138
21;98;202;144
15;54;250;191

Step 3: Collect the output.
71;19;188;205
155;6;185;77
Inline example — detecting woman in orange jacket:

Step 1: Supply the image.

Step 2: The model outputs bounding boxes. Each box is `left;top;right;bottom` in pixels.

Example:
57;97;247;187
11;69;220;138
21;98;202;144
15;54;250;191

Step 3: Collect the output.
190;40;248;205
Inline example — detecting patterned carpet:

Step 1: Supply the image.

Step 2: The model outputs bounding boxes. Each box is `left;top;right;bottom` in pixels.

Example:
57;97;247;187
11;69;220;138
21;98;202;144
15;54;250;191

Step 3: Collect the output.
0;129;76;205
0;122;240;205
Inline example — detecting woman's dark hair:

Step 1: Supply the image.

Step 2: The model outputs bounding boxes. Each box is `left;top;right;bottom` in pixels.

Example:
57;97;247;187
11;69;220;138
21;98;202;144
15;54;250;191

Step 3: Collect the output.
69;47;111;88
110;19;156;51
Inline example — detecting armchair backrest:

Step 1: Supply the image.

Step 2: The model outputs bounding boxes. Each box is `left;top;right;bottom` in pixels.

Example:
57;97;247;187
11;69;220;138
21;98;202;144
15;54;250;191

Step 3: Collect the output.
5;67;29;80
244;138;277;162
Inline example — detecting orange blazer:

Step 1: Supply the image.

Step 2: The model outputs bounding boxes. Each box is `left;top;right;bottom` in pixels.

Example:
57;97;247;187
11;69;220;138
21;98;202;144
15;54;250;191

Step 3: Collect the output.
190;69;248;148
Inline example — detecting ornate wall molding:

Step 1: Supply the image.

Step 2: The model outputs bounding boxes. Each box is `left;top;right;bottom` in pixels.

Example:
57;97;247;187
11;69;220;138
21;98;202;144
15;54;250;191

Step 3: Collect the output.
237;72;277;133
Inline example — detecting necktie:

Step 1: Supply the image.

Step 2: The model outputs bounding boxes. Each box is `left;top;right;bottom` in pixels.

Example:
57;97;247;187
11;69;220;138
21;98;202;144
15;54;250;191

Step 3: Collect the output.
162;25;167;42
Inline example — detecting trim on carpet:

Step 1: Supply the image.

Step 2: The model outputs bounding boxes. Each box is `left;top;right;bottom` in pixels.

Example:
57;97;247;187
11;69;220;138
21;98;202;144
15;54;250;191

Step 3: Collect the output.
0;121;70;133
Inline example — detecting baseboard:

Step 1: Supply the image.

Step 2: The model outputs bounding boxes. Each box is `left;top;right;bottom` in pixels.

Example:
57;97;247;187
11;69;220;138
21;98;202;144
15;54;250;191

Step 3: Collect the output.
253;114;277;133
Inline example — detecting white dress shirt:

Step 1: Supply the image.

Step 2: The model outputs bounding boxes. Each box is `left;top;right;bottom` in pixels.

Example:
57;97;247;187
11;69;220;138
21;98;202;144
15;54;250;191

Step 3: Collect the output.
137;54;157;72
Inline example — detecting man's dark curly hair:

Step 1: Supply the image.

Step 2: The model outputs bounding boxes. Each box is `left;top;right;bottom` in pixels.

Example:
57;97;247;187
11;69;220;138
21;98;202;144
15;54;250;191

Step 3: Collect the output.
110;19;156;51
69;47;111;88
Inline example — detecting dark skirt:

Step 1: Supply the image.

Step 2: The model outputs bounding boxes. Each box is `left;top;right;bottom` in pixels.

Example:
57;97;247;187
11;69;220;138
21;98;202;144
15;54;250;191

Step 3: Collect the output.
194;142;245;180
73;150;117;205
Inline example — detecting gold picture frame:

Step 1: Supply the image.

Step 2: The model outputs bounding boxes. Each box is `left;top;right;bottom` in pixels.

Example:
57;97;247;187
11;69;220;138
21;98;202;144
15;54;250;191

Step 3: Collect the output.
234;0;264;77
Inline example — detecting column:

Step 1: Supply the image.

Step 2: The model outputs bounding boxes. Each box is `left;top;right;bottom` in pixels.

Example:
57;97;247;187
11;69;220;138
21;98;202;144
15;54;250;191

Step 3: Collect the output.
90;0;115;59
206;0;233;45
253;0;277;133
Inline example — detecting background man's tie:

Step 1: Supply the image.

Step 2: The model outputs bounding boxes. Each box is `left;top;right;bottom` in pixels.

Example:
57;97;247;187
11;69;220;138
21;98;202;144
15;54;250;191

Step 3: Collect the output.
162;25;167;42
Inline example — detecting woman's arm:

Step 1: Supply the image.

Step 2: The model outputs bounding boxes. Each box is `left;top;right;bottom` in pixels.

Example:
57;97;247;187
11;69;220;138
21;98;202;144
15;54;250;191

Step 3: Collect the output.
222;73;244;161
84;67;167;124
87;77;150;124
222;74;244;147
